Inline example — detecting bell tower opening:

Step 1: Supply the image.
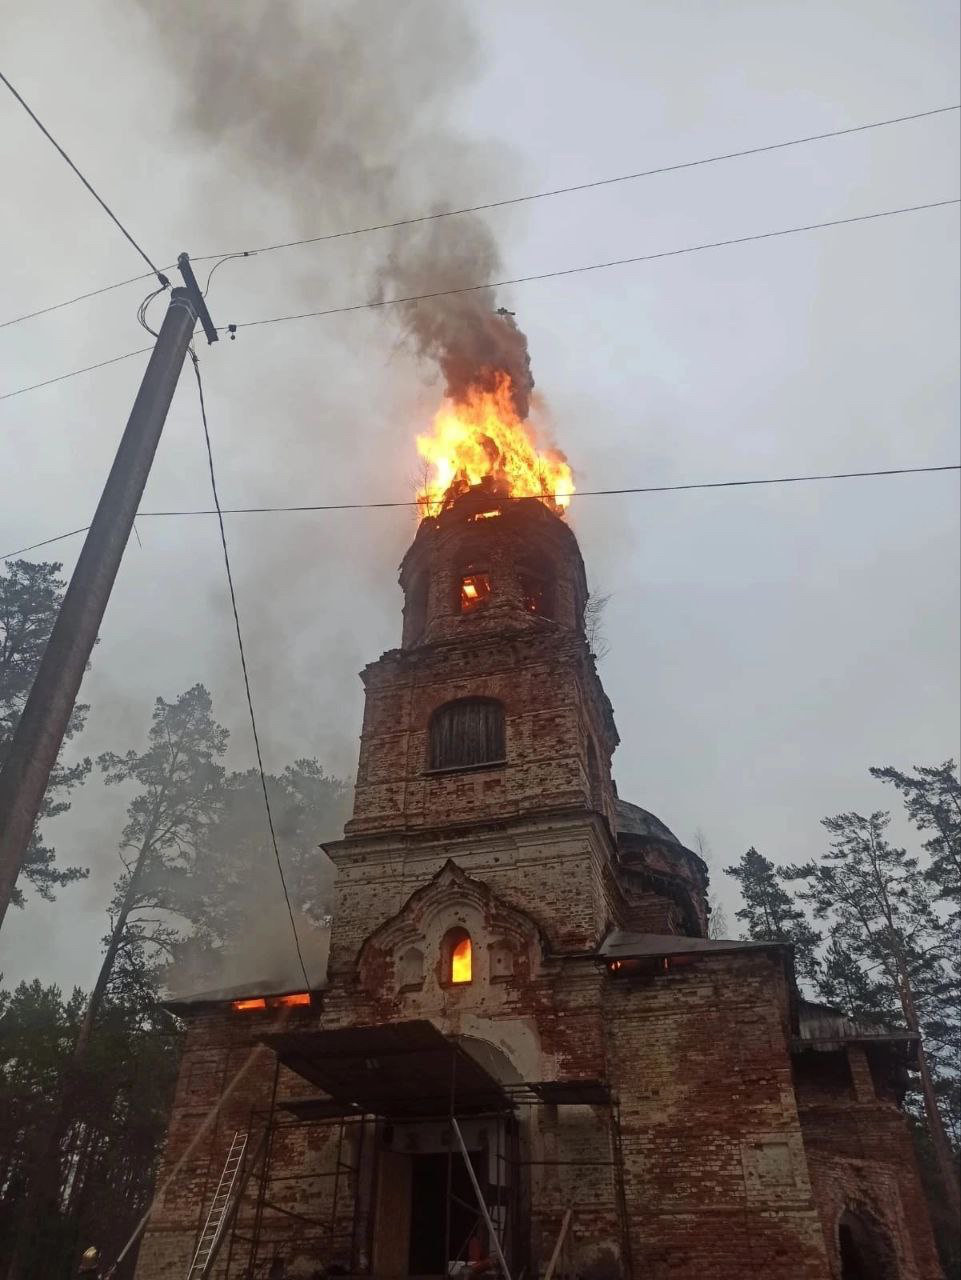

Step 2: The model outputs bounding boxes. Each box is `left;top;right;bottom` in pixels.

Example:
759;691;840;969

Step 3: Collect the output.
459;569;492;613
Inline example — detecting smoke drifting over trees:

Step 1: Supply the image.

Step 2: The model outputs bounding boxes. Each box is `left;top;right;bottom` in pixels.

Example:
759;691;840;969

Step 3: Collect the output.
136;0;535;415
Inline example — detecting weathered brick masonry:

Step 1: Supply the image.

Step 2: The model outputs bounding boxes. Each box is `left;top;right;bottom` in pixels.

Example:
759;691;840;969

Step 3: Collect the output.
135;488;940;1280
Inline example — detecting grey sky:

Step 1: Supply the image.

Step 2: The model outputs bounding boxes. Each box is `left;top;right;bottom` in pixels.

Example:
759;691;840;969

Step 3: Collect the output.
1;0;958;991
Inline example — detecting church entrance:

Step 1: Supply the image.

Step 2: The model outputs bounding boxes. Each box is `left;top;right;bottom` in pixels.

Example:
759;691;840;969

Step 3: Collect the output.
371;1126;499;1278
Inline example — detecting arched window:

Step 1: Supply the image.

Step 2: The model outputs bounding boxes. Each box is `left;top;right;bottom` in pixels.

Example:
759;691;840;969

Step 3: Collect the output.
518;558;554;619
445;929;473;984
429;698;506;771
397;946;425;990
838;1210;897;1280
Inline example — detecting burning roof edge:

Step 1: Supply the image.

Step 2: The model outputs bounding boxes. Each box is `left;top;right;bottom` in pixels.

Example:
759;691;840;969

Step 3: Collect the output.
161;977;323;1014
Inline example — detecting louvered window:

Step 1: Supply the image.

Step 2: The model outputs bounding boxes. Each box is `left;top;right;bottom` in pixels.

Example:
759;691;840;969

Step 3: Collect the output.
428;698;506;771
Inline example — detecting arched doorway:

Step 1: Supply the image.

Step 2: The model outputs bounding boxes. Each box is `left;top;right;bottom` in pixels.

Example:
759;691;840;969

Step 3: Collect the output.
839;1208;898;1280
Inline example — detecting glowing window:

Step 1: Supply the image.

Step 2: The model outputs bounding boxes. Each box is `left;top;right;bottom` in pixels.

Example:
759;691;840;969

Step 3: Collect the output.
450;934;472;984
460;572;491;613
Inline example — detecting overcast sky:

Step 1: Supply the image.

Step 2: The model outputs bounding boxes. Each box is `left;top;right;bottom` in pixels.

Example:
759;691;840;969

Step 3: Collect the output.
2;0;958;992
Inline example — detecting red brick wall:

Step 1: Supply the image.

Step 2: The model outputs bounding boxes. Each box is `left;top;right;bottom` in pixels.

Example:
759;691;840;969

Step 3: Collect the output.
346;631;617;839
796;1054;944;1280
605;951;833;1280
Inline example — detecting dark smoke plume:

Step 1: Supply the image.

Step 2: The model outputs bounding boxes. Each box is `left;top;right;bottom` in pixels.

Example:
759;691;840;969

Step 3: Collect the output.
137;0;530;410
379;214;535;418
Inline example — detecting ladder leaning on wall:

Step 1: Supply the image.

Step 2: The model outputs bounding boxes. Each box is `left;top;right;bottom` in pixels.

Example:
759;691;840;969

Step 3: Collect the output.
186;1130;248;1278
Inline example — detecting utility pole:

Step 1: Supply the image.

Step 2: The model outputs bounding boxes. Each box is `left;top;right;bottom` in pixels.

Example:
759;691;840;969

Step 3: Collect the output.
0;254;217;930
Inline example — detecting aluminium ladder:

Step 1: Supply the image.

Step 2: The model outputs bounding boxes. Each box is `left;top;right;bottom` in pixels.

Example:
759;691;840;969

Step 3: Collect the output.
186;1130;248;1278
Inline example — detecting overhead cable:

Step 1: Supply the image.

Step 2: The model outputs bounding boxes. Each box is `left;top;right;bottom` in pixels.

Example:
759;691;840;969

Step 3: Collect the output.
0;347;154;401
3;463;957;562
193;104;961;264
2;103;957;333
3;196;958;403
0;69;167;285
229;199;961;331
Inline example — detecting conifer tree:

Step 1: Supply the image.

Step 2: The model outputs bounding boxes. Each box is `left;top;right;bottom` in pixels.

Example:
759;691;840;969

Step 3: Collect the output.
724;846;822;980
0;559;90;907
870;760;960;923
784;809;960;1218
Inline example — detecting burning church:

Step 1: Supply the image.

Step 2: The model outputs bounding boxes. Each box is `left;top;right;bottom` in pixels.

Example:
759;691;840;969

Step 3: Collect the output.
134;316;941;1280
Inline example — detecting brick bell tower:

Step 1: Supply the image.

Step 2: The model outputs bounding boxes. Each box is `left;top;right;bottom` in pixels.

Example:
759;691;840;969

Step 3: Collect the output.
326;480;704;980
325;479;712;984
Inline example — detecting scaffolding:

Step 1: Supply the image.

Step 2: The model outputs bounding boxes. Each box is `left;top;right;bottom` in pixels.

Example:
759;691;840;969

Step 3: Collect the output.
207;1021;632;1279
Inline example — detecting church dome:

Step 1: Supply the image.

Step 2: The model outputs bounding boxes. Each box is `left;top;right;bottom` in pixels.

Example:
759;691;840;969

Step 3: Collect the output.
613;795;708;937
614;797;683;847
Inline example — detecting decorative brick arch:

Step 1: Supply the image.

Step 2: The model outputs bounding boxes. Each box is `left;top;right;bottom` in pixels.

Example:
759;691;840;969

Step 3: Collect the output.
837;1204;900;1280
356;859;545;995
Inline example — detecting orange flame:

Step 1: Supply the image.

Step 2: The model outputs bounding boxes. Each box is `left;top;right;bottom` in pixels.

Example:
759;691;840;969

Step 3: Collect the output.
231;992;311;1013
451;936;472;984
417;373;573;518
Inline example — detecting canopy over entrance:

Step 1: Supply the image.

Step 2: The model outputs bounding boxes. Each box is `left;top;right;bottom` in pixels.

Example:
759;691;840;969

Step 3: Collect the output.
261;1019;512;1117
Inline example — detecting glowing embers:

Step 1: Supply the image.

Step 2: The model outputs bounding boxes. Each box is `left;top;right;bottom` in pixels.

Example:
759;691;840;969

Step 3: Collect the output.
231;991;311;1013
468;508;502;522
451;935;473;984
460;571;491;613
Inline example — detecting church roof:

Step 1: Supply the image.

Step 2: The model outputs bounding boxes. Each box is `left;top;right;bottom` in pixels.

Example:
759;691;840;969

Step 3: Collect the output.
600;929;776;959
796;998;918;1048
614;797;683;846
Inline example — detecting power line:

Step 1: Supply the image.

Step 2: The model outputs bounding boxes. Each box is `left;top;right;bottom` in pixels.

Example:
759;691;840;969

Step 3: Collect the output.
4;196;956;404
230;199;961;331
2;103;957;334
192;104;961;263
188;352;313;991
0;346;153;402
0;269;161;333
3;463;957;561
0;69;167;284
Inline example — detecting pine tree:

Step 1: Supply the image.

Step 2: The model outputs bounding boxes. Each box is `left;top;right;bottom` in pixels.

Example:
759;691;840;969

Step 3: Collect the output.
81;683;229;1052
3;684;228;1280
870;760;960;922
0;977;180;1276
724;846;822;980
0;559;90;907
168;759;351;991
783;809;960;1219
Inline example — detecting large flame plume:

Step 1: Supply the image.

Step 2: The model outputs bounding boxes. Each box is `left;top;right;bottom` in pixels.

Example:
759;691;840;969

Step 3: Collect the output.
417;372;574;518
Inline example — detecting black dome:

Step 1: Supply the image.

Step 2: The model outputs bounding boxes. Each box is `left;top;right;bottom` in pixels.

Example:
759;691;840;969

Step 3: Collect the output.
614;797;682;847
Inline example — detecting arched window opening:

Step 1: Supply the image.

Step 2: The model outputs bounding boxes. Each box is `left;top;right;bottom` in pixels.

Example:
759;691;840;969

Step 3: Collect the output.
451;934;472;983
429;699;506;771
838;1210;897;1280
459;569;492;613
519;565;554;619
397;946;425;990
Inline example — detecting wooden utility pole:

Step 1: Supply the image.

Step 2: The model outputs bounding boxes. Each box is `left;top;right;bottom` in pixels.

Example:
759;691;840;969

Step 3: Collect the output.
0;254;217;929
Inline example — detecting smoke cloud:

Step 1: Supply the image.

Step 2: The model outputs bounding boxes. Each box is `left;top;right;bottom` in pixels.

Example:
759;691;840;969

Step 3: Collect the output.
380;216;536;418
137;0;532;409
